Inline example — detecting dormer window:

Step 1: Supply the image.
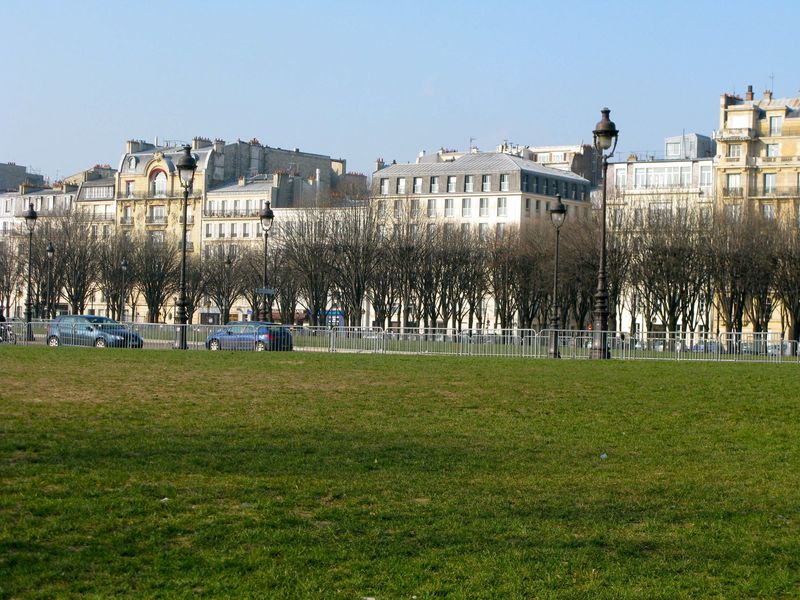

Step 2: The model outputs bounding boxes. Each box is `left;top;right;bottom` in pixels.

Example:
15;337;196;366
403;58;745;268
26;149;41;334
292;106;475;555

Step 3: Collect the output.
128;156;137;170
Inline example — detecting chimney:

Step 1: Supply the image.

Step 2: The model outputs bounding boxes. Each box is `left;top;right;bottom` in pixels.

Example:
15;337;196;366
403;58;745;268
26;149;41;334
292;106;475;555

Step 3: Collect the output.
238;175;246;186
127;140;141;154
764;89;773;100
745;85;753;101
375;158;385;172
213;138;225;153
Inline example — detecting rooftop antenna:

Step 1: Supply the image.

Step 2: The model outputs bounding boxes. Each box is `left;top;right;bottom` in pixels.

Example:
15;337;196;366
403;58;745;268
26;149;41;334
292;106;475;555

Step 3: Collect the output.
769;72;775;93
469;136;477;152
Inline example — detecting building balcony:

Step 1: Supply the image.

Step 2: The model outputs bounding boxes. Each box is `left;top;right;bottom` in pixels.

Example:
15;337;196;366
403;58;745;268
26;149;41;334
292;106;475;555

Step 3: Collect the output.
120;216;134;225
118;190;200;200
751;186;800;198
715;128;756;141
89;214;116;222
203;209;261;218
146;215;168;225
179;215;195;224
185;241;195;252
722;187;744;198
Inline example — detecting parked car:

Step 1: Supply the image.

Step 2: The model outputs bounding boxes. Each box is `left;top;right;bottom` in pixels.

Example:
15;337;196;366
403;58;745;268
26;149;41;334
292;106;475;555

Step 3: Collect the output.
47;315;143;348
205;322;293;351
690;341;722;354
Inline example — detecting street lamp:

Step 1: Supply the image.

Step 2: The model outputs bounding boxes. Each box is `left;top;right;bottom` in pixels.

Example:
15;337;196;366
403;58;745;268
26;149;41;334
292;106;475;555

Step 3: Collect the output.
591;107;619;359
548;195;567;359
46;241;54;319
121;257;128;321
175;145;197;349
259;201;275;321
23;203;37;340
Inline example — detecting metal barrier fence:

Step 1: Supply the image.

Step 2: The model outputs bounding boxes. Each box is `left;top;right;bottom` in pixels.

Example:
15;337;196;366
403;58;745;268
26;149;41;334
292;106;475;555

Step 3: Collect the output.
2;320;799;363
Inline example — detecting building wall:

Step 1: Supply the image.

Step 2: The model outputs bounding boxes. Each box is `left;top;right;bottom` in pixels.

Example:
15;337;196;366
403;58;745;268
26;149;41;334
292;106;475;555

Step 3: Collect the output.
0;162;44;192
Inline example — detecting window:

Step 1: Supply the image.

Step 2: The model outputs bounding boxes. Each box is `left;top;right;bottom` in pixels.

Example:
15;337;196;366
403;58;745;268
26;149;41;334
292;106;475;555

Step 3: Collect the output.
700;165;712;186
461;223;470;235
665;142;681;157
535;199;541;211
500;174;509;191
649;202;671;225
447;176;456;193
542;179;548;195
413;177;422;194
427;198;436;218
614;169;627;188
230;223;237;238
218;223;225;237
551;152;564;163
533;177;539;194
728;144;742;158
766;143;779;157
103;225;110;238
479;198;489;217
479;223;488;240
377;199;386;218
481;175;491;192
764;173;777;193
149;230;164;244
537;152;549;162
726;173;742;193
410;199;419;218
522;174;529;192
380;178;389;195
394;199;402;219
206;224;212;238
497;197;507;217
125;181;134;198
150;171;167;196
613;209;623;227
763;203;776;219
700;207;710;223
243;223;250;237
430;176;439;193
525;198;531;216
396;178;406;194
496;223;505;237
462;198;471;217
464;175;474;192
725;204;741;221
770;116;783;135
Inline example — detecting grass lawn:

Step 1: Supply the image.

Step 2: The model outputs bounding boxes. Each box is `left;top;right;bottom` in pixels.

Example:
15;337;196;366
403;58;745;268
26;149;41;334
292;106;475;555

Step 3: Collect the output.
1;347;799;599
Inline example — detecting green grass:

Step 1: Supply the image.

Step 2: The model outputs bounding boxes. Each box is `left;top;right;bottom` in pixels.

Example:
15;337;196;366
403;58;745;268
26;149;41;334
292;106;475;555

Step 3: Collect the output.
1;347;799;598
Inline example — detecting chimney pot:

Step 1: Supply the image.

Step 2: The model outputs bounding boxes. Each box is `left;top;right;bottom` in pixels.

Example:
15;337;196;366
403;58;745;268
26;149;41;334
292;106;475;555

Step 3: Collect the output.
745;85;753;101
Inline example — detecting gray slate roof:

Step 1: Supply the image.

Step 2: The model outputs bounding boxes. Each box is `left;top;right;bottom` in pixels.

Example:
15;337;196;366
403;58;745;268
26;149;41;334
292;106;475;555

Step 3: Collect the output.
374;152;589;183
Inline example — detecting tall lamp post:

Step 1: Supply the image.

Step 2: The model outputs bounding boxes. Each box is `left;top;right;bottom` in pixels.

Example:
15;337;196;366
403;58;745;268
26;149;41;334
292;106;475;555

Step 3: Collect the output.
121;257;128;321
23;203;38;340
45;242;54;319
548;195;567;359
175;145;197;349
590;108;619;359
259;201;275;321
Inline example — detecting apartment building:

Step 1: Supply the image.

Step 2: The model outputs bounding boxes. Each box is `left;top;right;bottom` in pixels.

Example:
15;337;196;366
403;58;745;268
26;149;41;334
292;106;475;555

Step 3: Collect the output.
715;85;800;220
371;150;592;239
608;134;715;228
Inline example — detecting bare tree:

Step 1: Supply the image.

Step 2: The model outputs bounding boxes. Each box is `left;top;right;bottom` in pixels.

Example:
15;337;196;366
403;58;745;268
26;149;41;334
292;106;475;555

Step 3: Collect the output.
330;206;382;326
134;235;180;322
774;220;800;349
204;244;244;324
96;232;133;320
54;212;99;314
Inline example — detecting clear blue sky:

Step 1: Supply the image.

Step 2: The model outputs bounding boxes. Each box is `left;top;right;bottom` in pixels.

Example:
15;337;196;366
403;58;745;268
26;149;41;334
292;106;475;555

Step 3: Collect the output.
2;0;797;182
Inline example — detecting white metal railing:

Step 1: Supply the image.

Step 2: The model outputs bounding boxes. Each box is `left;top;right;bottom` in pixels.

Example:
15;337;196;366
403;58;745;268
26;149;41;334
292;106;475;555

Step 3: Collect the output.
4;320;800;363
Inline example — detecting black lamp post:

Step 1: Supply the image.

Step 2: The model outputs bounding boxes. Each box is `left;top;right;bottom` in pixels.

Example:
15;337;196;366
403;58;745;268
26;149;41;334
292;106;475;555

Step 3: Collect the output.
23;203;37;340
591;108;619;359
121;257;128;321
175;145;197;349
259;201;275;321
224;255;232;324
548;195;567;359
45;241;54;319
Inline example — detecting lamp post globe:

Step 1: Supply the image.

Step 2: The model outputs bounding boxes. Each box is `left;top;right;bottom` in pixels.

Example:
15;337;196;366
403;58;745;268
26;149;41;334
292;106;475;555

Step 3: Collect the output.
548;195;567;358
259;201;275;321
175;145;197;350
591;108;620;359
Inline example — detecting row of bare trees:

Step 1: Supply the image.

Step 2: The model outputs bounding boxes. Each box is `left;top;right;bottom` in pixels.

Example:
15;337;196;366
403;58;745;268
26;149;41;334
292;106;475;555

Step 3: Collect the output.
2;203;800;341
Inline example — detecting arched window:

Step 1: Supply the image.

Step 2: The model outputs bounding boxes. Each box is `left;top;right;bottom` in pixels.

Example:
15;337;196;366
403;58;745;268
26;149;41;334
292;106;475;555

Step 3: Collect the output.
150;171;167;197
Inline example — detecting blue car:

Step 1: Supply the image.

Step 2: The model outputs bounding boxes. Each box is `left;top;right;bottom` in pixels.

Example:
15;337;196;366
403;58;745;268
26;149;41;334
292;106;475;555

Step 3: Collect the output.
47;315;143;348
205;322;293;351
